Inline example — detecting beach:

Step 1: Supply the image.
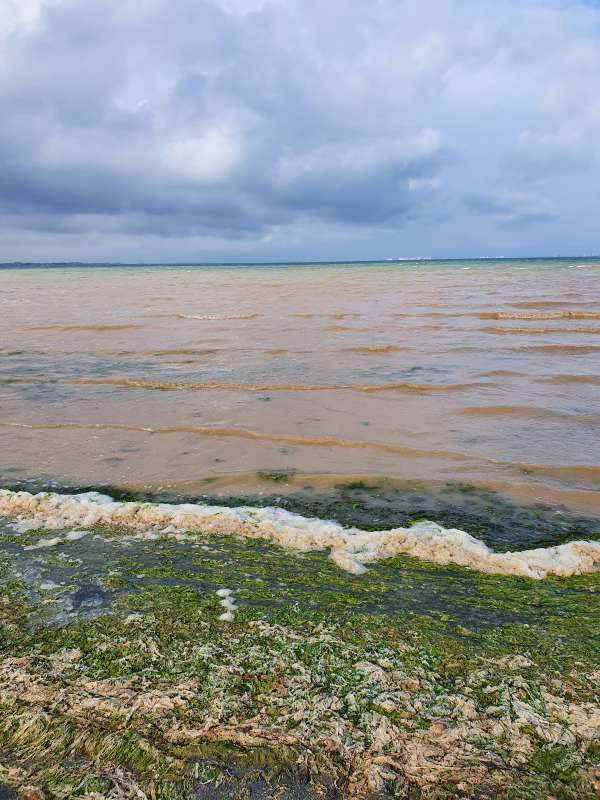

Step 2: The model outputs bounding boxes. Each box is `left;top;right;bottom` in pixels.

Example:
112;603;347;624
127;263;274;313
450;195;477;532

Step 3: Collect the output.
0;259;599;799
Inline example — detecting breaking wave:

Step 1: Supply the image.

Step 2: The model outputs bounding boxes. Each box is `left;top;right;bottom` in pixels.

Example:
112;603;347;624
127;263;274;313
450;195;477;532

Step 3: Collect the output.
1;489;598;579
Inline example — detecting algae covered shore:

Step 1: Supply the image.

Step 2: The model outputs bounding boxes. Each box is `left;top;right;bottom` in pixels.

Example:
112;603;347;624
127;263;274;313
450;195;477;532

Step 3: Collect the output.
0;481;599;799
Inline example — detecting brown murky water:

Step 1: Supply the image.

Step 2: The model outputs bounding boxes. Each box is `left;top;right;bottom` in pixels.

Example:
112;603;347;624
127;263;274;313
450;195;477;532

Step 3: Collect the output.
1;260;599;513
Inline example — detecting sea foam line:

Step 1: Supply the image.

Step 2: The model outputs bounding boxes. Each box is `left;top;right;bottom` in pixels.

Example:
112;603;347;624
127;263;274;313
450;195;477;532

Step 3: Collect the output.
0;489;599;579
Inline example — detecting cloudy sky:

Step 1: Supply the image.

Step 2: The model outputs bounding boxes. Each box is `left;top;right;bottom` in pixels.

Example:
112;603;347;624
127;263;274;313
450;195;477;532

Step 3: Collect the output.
1;0;599;262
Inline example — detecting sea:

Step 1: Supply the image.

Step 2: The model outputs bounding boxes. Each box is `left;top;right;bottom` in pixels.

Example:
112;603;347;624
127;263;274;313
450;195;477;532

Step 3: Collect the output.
1;257;599;519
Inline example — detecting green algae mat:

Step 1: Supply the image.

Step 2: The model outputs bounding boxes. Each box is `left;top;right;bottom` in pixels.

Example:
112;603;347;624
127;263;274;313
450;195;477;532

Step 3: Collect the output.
0;484;599;799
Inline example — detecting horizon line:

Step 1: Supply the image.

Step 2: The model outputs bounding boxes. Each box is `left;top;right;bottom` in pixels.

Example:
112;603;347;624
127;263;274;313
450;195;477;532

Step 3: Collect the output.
1;254;600;268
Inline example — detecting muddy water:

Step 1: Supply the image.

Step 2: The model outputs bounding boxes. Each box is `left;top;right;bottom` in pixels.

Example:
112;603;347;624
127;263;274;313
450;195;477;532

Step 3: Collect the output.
1;259;599;514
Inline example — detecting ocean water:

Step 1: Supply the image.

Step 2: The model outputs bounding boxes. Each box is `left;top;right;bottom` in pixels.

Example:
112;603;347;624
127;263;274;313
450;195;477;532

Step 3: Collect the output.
1;258;599;517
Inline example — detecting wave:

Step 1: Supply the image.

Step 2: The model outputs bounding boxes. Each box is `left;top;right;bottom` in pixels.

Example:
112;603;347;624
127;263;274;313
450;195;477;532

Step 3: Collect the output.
477;311;600;320
0;421;477;460
26;324;141;332
152;348;220;357
459;406;600;424
478;369;525;378
508;345;600;354
176;313;259;321
74;377;487;393
524;463;600;483
537;375;600;386
508;301;593;309
321;325;373;332
1;489;598;579
340;345;405;354
482;326;600;336
3;421;599;487
412;311;463;319
5;376;483;394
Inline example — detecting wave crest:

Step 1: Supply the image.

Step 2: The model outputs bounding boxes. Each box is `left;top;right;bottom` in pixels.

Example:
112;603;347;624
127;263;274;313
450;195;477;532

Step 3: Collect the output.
478;311;600;320
176;313;259;321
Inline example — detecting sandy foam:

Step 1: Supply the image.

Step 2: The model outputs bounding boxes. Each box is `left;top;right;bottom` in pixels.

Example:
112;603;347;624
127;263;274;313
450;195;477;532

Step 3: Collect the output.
0;489;599;579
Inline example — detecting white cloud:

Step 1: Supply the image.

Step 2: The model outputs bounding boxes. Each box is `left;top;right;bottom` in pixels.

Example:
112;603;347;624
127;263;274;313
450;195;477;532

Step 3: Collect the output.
0;0;46;39
163;127;245;184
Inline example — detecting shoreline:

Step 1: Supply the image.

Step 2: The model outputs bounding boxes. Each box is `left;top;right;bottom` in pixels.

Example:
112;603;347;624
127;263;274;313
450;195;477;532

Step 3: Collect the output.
2;475;600;549
1;487;600;579
3;468;600;519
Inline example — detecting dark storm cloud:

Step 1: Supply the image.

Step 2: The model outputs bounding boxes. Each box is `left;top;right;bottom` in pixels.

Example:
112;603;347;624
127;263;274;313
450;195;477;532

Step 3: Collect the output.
1;0;599;259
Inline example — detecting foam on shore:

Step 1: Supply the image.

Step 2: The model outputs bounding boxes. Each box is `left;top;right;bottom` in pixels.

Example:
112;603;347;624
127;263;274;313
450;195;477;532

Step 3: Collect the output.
1;489;599;579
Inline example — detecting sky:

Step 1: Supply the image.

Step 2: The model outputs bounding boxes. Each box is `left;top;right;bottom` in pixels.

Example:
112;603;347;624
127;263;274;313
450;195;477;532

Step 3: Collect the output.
1;0;599;262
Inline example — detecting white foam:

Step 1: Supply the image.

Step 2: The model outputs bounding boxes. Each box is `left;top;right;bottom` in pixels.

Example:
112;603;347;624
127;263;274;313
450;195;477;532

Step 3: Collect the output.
1;489;599;579
20;528;89;550
24;536;63;550
39;581;60;590
215;587;238;619
65;530;90;542
124;613;143;624
9;519;46;534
